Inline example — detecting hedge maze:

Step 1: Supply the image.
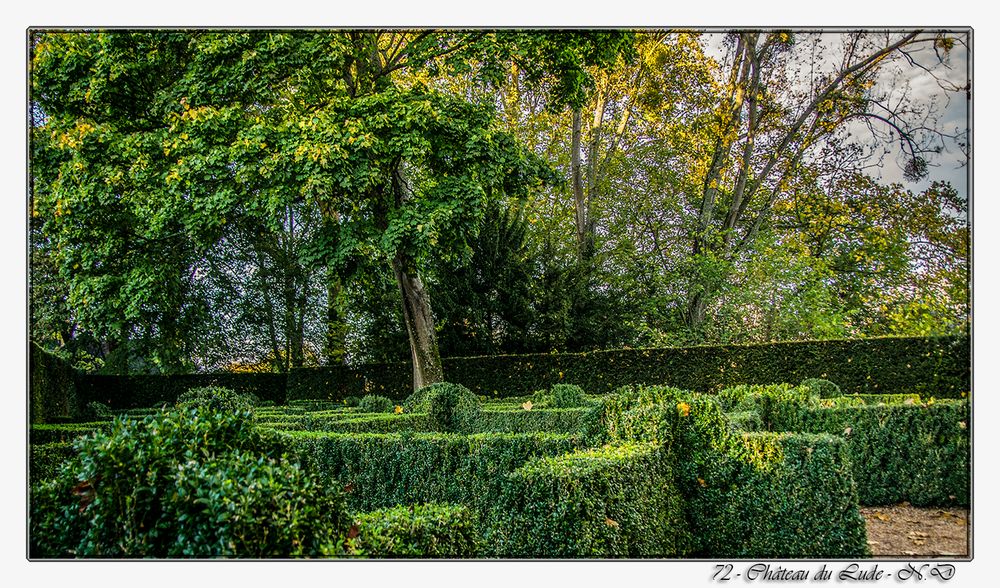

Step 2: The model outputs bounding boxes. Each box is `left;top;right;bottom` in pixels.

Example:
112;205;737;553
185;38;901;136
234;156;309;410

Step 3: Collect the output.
28;337;970;559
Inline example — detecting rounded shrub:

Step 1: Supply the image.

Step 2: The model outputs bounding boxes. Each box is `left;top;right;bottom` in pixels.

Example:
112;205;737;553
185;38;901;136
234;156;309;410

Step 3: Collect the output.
358;394;394;413
29;407;350;558
801;378;842;399
407;382;480;433
549;383;587;408
343;395;360;408
176;386;259;414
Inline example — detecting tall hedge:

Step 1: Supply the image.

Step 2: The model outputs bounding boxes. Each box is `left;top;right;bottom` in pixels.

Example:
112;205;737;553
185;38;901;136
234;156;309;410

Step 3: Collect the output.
75;372;287;409
30;342;79;423
71;336;967;408
287;335;969;400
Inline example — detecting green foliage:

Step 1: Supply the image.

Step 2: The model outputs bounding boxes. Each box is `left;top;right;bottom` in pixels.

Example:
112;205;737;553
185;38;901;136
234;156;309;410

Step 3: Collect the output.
76;373;287;409
85;401;113;419
426;383;481;433
292;335;969;400
690;432;870;558
793;400;970;506
30;408;348;558
29;442;75;485
474;408;590;434
358;394;395;414
801;378;842;398
353;503;480;558
281;431;582;514
489;443;692;558
175;386;258;413
30;341;79;423
343;395;360;408
548;383;588;408
581;385;869;558
30;422;109;444
726;410;764;432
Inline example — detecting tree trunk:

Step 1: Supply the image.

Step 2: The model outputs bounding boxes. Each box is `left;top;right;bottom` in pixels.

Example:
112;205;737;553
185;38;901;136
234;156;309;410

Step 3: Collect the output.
685;289;710;334
391;251;444;391
571;107;588;256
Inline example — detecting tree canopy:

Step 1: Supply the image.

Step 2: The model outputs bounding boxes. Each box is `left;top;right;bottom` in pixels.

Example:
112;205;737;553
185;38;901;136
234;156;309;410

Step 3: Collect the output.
29;29;969;383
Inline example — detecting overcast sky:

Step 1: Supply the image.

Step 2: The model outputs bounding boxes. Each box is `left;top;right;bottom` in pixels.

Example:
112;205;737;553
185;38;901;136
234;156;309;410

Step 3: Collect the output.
699;30;970;200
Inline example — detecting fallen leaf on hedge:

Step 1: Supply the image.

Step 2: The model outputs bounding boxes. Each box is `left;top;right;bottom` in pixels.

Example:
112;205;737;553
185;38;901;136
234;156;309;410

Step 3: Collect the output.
346;524;359;539
698;478;707;487
677;402;690;417
605;518;619;528
343;482;355;493
843;427;852;436
959;421;967;429
904;398;916;405
522;401;533;411
394;405;404;414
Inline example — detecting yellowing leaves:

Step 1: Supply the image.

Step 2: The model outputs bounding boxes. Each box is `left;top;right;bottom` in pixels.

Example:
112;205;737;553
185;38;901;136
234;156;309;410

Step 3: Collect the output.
677;402;691;417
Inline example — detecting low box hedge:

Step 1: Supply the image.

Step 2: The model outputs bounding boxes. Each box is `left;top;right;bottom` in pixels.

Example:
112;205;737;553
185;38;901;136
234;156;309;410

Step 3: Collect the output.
691;432;870;559
791;400;970;506
488;443;693;558
583;386;869;558
280;431;583;513
352;503;479;558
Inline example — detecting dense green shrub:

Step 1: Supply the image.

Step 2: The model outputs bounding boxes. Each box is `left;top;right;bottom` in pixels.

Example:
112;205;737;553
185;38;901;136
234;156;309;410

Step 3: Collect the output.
691;432;869;558
258;413;436;434
428;384;481;433
726;410;763;432
176;386;258;413
343;395;360;408
801;378;841;398
30;341;79;423
358;394;395;414
29;442;75;485
85;401;114;420
489;443;692;558
793;400;970;506
549;383;588;408
402;382;481;432
823;393;922;407
282;431;582;514
30;408;348;558
353;503;479;558
581;386;869;558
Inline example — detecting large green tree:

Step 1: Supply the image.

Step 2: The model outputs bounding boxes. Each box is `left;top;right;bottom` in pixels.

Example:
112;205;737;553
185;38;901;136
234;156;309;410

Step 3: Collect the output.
30;30;633;387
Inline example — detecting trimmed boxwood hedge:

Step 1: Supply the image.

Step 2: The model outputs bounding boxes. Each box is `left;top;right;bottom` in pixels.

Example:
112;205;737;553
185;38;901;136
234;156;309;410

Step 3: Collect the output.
488;443;693;558
30;342;79;423
352;503;479;558
692;432;870;559
584;385;870;558
280;431;583;514
69;336;967;409
790;401;970;506
75;372;287;409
